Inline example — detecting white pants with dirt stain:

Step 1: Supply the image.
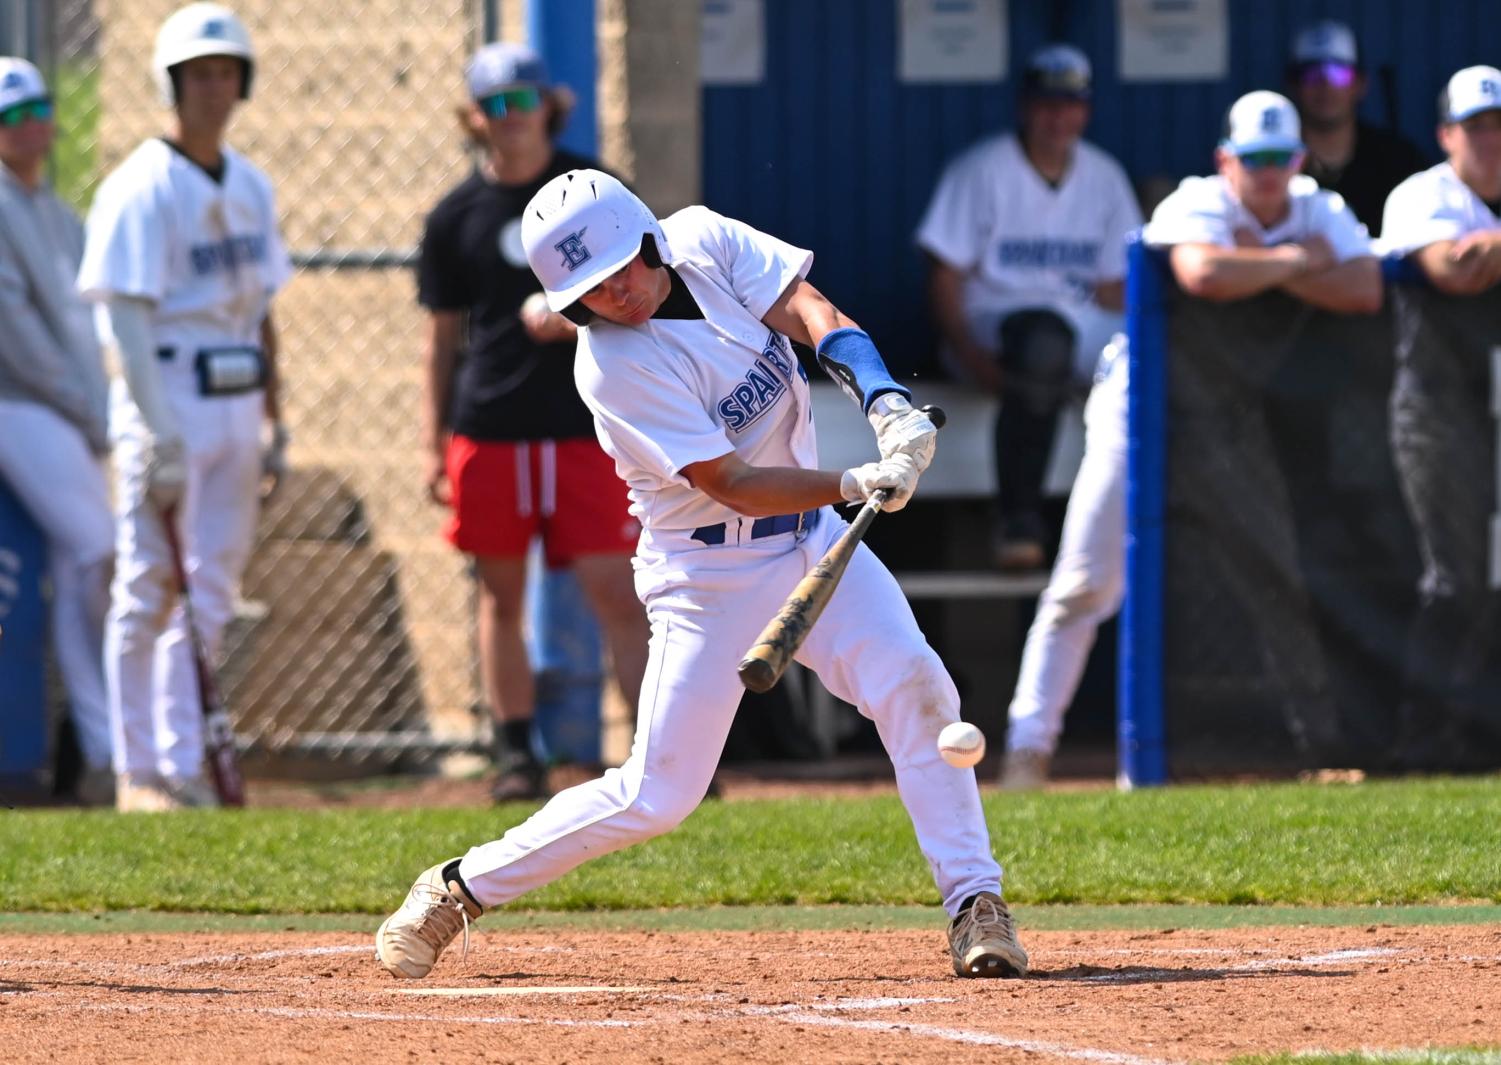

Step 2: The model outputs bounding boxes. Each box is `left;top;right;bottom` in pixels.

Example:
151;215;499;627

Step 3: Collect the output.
459;505;1003;917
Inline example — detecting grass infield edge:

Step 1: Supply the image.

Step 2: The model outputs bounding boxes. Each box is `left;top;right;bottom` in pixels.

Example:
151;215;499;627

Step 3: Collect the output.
3;902;1500;936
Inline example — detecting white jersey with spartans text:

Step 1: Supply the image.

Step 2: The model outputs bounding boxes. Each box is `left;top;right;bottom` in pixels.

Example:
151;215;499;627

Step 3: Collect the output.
1379;161;1501;256
915;132;1142;341
1144;174;1372;261
78;139;292;354
575;206;816;540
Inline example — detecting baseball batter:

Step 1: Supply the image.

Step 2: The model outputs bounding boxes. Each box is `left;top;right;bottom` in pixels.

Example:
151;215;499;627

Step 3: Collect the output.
78;3;291;811
377;170;1028;981
0;57;114;802
999;90;1377;787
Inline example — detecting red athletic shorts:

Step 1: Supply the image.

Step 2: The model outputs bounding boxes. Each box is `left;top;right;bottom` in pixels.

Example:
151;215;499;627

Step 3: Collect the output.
444;435;639;563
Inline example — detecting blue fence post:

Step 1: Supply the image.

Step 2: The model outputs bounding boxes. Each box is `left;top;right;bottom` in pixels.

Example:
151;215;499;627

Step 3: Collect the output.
0;477;51;786
1119;236;1168;788
526;0;597;158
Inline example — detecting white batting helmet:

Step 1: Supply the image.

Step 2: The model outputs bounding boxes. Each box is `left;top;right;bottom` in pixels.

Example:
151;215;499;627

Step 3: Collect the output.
522;169;668;313
153;3;255;105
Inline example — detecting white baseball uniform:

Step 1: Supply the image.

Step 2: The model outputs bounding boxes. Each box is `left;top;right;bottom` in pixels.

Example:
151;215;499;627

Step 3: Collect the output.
0;164;114;770
915;132;1142;382
78;138;290;781
456;207;1003;916
1005;174;1370;757
1379;162;1501;255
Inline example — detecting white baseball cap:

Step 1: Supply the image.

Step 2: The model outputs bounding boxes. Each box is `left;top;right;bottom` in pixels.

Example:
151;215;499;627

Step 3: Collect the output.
466;42;550;100
1290;20;1358;67
1221;90;1304;155
1444;65;1501;123
522;169;669;312
0;57;48;112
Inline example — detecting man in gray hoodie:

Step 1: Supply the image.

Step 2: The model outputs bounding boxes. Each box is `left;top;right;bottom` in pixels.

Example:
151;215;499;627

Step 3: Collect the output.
0;57;114;804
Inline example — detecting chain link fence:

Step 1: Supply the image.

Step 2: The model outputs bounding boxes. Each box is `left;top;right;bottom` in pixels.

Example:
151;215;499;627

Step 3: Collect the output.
24;0;515;769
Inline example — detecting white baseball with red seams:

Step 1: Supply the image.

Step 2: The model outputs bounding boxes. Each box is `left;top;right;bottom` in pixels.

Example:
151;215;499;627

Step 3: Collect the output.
938;721;986;768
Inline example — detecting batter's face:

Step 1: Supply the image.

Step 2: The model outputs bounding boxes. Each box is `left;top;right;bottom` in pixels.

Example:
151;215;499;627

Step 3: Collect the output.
1217;147;1299;222
173;55;244;133
0;97;55;174
577;252;670;326
1441;110;1501;193
1020;97;1089;156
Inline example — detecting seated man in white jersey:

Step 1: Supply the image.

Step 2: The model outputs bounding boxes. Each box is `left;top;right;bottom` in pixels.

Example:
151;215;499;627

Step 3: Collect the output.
1000;91;1380;789
78;3;293;812
1379;66;1501;770
0;57;115;804
376;170;1030;982
916;44;1141;570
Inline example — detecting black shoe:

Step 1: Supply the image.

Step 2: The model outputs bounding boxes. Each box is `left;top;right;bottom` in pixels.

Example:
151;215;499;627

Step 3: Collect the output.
490;755;548;802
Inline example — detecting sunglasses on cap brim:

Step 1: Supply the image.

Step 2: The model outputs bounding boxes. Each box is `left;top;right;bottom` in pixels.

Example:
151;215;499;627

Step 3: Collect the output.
1237;149;1300;170
0;97;54;127
479;86;543;118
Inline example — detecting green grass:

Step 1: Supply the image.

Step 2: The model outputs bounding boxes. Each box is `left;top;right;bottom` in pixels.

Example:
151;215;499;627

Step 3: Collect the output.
5;777;1499;914
1231;1050;1501;1065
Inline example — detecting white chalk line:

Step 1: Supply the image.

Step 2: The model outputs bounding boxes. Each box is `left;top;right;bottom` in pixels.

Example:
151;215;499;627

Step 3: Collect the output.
46;994;1180;1064
777;1013;1182;1065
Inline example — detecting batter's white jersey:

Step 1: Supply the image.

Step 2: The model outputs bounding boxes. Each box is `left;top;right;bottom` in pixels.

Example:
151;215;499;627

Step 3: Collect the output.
915;132;1142;342
575;206;817;540
1379;161;1501;255
78;138;291;350
1144;174;1372;260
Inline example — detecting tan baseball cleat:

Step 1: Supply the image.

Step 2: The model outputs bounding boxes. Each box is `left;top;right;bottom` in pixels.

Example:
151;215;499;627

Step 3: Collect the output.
115;773;180;813
948;891;1029;978
375;861;483;979
999;748;1052;792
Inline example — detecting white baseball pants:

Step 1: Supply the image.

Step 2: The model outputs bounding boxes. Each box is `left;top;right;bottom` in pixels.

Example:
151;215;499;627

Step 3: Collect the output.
459;506;1003;917
0;398;114;769
1006;350;1129;756
105;379;262;779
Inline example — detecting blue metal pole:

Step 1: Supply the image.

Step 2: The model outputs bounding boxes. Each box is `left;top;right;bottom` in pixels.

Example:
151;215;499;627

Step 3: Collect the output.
1119;235;1169;788
526;0;597;157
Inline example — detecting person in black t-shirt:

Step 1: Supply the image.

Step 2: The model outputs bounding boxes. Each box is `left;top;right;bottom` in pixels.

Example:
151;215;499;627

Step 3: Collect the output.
418;43;647;801
1285;20;1428;235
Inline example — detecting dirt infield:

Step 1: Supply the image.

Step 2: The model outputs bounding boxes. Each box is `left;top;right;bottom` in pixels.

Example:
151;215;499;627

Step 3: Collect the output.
3;923;1496;1063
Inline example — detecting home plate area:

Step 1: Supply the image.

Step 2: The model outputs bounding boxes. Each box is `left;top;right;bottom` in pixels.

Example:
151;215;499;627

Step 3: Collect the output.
2;924;1496;1063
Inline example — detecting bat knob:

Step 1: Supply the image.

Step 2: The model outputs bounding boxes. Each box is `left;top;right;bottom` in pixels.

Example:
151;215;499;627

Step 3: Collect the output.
919;404;947;430
737;655;779;694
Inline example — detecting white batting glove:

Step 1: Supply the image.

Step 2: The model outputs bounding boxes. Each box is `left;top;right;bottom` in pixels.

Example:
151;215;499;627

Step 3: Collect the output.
868;393;936;473
839;453;921;512
261;422;291;502
145;434;187;512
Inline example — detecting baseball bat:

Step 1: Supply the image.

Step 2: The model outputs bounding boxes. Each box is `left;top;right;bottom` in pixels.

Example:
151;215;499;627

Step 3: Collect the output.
737;404;946;693
160;506;247;807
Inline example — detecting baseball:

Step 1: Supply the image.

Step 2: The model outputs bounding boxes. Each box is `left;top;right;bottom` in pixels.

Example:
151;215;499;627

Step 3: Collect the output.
937;721;986;768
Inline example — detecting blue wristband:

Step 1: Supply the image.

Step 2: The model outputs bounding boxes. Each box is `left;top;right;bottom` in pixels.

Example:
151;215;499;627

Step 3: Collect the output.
814;327;910;413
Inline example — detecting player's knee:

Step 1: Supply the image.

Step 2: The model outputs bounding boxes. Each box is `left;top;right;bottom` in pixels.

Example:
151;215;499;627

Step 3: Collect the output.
1039;564;1123;625
626;782;703;837
998;310;1075;399
111;561;176;631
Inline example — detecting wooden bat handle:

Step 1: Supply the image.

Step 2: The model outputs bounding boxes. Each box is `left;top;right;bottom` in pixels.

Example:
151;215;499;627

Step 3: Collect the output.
737;404;945;693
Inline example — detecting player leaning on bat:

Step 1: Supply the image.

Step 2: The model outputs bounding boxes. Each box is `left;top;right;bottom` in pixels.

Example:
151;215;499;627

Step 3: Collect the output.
78;3;292;812
377;170;1029;981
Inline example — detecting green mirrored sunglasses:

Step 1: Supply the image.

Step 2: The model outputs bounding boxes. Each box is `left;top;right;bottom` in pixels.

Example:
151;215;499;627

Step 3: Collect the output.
479;87;542;118
0;98;54;127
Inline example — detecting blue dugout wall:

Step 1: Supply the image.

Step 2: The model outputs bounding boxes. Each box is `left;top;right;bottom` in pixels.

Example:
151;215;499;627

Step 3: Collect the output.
702;0;1490;372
